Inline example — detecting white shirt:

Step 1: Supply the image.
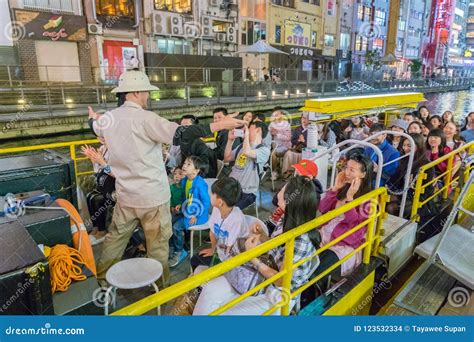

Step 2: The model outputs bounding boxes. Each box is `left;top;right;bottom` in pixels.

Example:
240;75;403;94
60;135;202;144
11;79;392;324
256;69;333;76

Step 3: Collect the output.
208;206;249;261
93;101;179;208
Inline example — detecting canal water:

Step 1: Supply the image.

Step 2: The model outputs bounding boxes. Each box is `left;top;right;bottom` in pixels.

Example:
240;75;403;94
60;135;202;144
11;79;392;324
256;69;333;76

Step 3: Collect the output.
2;88;473;149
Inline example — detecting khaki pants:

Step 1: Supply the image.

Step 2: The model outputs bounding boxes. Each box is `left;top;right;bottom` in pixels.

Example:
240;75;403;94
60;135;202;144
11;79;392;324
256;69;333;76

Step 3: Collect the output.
97;201;172;286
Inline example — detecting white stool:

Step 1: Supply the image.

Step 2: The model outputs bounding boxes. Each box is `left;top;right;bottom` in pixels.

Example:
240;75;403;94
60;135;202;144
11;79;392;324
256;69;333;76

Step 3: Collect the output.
104;258;163;315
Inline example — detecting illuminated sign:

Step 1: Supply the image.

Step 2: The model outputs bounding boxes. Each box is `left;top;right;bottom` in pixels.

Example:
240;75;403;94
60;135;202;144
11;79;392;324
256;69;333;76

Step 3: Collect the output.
284;21;311;47
13;9;86;41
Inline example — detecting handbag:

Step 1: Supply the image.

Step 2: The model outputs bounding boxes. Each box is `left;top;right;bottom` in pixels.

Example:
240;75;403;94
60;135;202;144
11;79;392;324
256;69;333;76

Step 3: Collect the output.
224;238;278;295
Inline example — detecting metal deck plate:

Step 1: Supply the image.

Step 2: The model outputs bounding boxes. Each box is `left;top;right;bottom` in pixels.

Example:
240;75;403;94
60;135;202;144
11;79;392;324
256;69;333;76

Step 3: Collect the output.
415;224;474;289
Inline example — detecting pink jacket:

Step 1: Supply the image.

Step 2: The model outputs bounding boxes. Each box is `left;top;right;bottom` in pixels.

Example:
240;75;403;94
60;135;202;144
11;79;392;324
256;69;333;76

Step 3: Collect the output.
318;190;370;249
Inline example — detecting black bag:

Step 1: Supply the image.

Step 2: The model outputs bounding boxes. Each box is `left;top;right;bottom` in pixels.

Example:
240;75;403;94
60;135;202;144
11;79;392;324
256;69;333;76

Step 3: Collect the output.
95;169;115;202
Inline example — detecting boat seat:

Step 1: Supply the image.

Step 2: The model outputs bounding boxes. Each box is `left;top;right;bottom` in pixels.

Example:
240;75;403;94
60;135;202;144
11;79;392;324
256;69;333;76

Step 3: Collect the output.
415;224;474;290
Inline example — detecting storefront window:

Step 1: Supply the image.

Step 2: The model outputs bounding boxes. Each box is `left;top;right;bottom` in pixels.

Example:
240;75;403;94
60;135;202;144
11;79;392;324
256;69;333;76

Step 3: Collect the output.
373;38;384;51
339;33;350;50
154;0;191;13
96;0;134;17
324;34;335;47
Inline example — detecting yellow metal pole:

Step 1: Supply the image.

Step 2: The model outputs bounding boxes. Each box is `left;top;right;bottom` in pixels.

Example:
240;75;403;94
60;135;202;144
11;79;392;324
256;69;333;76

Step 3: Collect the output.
363;198;377;264
373;191;388;255
280;238;295;316
69;145;78;184
411;170;426;221
443;155;454;199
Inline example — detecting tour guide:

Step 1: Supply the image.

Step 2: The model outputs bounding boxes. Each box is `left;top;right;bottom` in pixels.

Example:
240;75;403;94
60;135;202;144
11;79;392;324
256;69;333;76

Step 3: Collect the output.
90;70;245;285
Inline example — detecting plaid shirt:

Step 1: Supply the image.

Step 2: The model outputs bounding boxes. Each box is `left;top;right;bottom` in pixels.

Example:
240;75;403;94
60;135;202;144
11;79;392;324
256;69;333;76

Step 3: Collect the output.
269;233;317;291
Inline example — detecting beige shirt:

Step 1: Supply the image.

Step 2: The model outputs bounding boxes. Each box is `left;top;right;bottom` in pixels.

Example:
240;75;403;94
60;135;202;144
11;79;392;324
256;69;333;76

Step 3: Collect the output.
93;101;178;208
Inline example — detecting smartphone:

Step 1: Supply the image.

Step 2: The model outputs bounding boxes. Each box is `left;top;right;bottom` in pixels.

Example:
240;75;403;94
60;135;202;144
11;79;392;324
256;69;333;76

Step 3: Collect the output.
234;128;244;138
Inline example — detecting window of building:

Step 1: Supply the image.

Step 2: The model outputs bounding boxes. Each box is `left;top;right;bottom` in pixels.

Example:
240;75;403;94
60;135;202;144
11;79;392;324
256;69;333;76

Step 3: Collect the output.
301;0;320;5
396;37;404;52
154;0;191;13
339;32;350;50
96;0;134;17
324;34;335;47
311;31;317;47
375;10;386;26
275;25;281;44
157;37;193;54
398;20;406;31
358;4;364;21
364;6;372;21
373;38;384;51
272;0;295;7
355;35;368;51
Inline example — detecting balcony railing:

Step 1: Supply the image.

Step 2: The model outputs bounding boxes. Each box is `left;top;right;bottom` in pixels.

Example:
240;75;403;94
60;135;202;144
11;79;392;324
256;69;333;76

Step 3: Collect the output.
23;0;75;14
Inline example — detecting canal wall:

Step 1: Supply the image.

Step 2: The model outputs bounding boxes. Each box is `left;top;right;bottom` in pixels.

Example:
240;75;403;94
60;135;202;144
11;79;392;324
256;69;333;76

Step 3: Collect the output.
0;82;472;141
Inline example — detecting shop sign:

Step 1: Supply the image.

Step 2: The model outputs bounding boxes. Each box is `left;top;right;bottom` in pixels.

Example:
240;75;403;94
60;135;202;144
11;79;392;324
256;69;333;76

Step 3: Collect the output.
289;47;314;56
13;9;86;42
327;0;335;16
284;21;311;48
302;60;313;71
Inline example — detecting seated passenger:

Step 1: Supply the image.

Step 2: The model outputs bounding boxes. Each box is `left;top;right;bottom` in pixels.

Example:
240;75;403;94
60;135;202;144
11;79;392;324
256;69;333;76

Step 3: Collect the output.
460;112;474;143
225;121;271;210
170;156;210;267
267;159;323;236
386;134;435;217
388;119;408;150
190;177;248;271
269;107;292;180
443;122;463;150
364;123;400;186
311;153;374;283
425;129;452;175
281;113;309;177
193;176;319;315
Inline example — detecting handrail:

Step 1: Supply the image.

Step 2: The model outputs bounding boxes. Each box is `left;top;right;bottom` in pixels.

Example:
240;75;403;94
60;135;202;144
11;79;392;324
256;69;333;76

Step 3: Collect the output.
113;187;387;316
309;137;384;189
0;139;100;183
411;141;474;220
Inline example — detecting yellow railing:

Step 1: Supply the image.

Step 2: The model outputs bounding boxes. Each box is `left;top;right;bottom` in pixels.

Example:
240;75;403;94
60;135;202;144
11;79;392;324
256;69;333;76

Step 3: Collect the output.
0;139;100;183
114;187;388;316
411;141;474;220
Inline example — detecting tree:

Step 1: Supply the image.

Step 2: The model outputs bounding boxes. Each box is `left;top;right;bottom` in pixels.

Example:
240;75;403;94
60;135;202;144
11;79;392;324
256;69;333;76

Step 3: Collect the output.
365;50;382;71
410;59;422;78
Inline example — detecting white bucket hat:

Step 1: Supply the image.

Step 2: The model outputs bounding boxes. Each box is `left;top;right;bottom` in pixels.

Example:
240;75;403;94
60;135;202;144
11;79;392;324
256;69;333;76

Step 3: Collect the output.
111;70;159;94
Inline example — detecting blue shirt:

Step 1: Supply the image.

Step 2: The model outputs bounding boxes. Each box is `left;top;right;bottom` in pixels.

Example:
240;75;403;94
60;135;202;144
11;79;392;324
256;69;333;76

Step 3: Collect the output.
364;139;400;186
460;129;474;143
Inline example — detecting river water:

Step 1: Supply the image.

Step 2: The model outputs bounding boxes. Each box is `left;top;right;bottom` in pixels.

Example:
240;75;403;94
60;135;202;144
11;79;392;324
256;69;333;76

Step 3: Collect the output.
2;88;473;149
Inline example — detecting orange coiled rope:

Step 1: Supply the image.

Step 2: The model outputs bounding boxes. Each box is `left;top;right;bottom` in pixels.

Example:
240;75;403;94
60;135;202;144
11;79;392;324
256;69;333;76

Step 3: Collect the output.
48;244;87;293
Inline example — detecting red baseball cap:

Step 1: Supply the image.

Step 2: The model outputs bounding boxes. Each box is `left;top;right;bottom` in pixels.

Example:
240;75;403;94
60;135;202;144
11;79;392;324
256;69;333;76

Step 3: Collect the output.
292;159;318;178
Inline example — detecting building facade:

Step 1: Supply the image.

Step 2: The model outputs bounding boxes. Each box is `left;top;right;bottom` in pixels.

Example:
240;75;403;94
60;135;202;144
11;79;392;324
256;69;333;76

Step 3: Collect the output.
8;0;91;83
265;0;327;80
351;0;391;73
467;0;474;52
